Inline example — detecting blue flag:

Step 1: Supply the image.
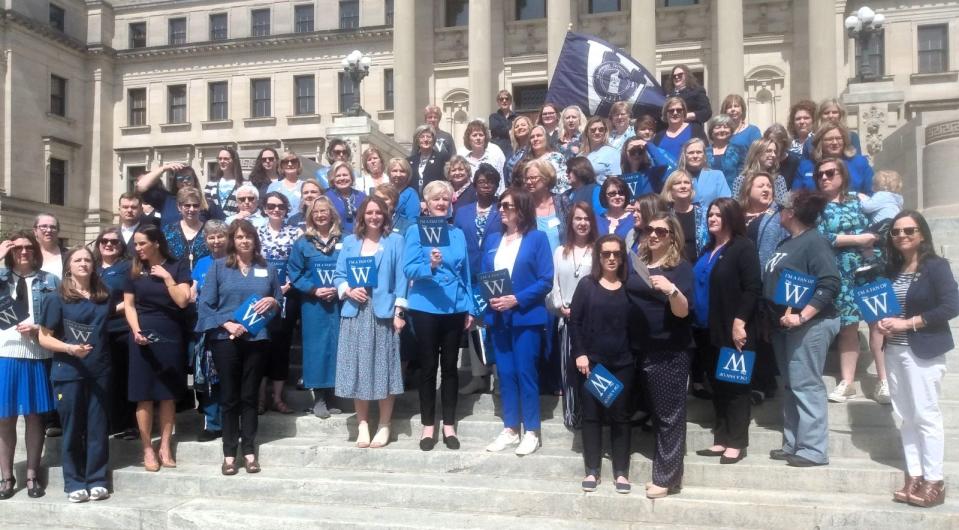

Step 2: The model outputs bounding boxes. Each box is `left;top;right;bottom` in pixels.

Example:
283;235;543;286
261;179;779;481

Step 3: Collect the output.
232;295;278;336
546;31;666;118
854;279;901;323
773;269;817;309
346;257;377;288
715;347;756;385
584;364;624;408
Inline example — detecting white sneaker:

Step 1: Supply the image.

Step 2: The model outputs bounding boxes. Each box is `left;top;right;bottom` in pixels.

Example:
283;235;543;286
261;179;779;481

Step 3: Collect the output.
486;429;520;452
88;486;110;501
67;489;89;503
515;431;540;456
874;379;891;404
828;380;856;403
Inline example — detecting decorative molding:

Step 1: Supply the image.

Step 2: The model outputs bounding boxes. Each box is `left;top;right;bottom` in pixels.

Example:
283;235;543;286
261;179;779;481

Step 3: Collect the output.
120;124;151;135
926;120;959;146
0;9;88;53
861;105;886;157
159;122;191;133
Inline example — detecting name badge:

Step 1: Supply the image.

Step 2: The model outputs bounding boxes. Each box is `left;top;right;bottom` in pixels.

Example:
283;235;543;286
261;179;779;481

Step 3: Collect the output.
547;218;561;228
254;268;268;278
335;243;343;250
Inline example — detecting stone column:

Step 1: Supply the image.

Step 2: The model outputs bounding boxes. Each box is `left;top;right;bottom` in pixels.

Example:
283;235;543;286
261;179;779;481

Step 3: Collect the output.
808;3;838;103
392;0;417;145
710;0;744;101
630;0;657;70
547;0;575;79
468;0;495;119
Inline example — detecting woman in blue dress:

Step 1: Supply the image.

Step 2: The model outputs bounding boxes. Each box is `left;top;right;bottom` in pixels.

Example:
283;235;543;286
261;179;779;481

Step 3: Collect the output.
653;97;708;162
288;197;343;419
721;94;762;151
325;161;366;235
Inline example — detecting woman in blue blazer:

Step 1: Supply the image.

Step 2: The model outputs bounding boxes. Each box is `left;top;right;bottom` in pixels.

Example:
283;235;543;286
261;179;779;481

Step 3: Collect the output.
404;181;475;451
481;188;554;456
325;161;367;235
388;158;423;236
334;196;408;449
878;211;959;508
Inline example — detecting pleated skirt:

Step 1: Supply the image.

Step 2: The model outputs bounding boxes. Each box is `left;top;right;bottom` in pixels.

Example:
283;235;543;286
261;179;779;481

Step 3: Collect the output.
0;357;55;418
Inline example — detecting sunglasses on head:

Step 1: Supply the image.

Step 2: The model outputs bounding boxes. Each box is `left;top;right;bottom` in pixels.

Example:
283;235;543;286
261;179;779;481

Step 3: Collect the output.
816;168;838;179
643;226;672;238
891;227;920;237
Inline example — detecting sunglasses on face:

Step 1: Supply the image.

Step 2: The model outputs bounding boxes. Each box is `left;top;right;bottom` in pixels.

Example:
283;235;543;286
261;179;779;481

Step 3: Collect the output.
667;108;684;115
174;174;194;183
331;149;347;155
891;227;920;237
265;203;287;211
606;189;626;198
643;226;672;238
588;127;607;134
261;157;276;162
499;202;516;211
497;96;511;102
282;160;299;167
99;238;121;246
12;245;33;252
816;168;838;179
180;203;201;210
600;250;622;260
672;73;685;79
237;196;257;203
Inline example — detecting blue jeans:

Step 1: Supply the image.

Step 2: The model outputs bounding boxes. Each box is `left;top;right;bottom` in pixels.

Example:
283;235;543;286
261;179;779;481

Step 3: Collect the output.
772;316;840;464
199;385;221;432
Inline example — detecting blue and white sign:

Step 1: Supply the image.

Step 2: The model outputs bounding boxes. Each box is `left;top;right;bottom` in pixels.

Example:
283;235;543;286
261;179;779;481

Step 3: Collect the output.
854;279;902;323
0;296;29;330
418;217;450;247
312;261;337;288
476;269;514;303
584;364;624;408
346;257;377;288
715;347;756;385
267;259;289;285
773;269;817;309
232;295;278;336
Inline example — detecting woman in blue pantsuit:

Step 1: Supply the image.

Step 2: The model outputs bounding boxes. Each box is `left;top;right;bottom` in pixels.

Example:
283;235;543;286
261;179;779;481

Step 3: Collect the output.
481;188;554;456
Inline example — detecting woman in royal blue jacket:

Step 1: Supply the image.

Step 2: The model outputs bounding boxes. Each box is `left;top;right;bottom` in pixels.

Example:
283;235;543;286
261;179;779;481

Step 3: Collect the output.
794;123;873;194
404;181;475;451
879;211;959;508
481;188;554;457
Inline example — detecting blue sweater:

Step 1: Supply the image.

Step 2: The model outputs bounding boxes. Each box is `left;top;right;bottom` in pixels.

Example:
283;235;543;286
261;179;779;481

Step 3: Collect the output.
195;257;283;341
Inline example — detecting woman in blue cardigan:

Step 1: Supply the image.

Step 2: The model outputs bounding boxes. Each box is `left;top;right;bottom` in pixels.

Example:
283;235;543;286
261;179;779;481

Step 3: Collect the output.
481;188;554;456
794;123;873;194
404;181;475;451
334;196;408;449
325;161;367;235
879;211;959;508
388;158;422;235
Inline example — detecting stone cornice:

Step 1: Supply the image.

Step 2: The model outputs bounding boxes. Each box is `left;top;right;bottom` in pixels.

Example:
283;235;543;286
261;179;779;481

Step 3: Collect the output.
0;9;88;53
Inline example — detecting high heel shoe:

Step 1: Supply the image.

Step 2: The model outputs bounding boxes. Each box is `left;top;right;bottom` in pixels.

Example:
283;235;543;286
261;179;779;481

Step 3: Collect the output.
370;425;391;448
144;450;161;472
356;421;371;448
159;451;177;468
720;448;747;464
0;477;15;500
25;477;45;498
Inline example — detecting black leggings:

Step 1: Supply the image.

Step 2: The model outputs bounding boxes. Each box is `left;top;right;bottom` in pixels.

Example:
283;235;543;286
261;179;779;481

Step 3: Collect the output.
212;339;265;458
580;362;635;478
410;310;466;426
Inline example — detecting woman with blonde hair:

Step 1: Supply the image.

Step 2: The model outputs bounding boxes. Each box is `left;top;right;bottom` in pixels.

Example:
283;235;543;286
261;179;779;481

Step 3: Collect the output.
558;105;585;160
731;139;788;204
582;116;621;183
653;97;708;161
324;160;366;234
504;115;534;188
356;146;388;195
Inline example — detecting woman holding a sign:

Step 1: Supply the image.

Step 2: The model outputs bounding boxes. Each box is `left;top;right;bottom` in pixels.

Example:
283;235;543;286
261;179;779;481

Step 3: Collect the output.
762;190;841;468
196;220;282;475
403;181;475;450
692;198;762;465
288;197;344;419
481;188;554;456
334;196;408;449
37;247;114;502
879;211;959;507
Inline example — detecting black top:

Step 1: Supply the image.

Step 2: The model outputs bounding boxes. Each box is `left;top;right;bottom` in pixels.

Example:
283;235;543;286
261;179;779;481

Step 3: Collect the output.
568;277;634;368
408;150;451;196
489;110;517;160
39;295;114;381
628;261;695;352
675;209;698;263
670;85;712;124
762;228;840;318
122;259;192;321
99;260;132;334
704;236;762;350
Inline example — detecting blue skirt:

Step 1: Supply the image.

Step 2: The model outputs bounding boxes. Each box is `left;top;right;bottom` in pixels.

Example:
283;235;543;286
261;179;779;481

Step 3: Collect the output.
0;357;55;418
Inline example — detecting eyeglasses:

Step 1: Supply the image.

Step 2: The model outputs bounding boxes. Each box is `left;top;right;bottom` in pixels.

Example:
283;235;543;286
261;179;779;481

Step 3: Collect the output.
588;127;607;134
606;189;626;198
237;196;257;203
35;225;58;232
600;250;621;260
816;168;838;179
497;96;511;102
667;108;684;115
891;227;920;237
12;245;33;253
261;157;276;162
498;202;516;211
265;203;288;211
524;176;542;183
180;203;201;210
99;238;121;246
331;149;348;155
672;73;685;79
174;174;194;183
643;226;672;238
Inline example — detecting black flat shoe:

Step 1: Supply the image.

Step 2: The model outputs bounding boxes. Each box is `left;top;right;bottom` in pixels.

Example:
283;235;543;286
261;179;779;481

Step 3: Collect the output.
419;436;437;451
443;434;460;450
26;477;44;498
786;454;827;468
769;449;790;461
720;448;747;464
695;448;725;457
0;477;15;500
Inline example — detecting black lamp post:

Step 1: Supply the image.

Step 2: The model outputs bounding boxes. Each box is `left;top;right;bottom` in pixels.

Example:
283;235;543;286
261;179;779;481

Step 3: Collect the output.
845;6;886;83
341;50;372;117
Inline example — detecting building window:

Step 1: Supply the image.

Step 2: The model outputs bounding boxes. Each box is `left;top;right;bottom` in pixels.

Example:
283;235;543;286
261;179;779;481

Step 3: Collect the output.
49;4;65;32
168;85;187;124
516;0;546;20
588;0;620;13
663;0;697;6
294;75;315;115
128;88;146;126
129;22;147;48
513;83;548;113
251;79;271;118
918;25;948;74
251;9;270;37
855;29;885;79
210;13;228;41
126;166;146;193
49;158;66;206
209;82;228;121
384;69;394;110
294;4;315;33
338;72;356;113
385;0;394;25
339;0;359;29
50;75;67;116
445;0;469;27
169;18;186;45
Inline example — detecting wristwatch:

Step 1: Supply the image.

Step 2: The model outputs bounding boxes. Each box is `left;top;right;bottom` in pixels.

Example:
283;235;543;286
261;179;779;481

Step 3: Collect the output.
668;286;679;298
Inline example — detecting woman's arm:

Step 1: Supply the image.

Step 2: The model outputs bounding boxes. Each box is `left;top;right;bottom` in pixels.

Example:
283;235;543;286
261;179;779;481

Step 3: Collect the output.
831;233;876;248
136;162;181;194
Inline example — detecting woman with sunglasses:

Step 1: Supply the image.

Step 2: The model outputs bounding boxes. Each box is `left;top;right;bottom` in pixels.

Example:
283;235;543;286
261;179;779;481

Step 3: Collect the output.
625;193;669;261
137;163;226;225
620;131;676;198
879;211;959;508
37;246;114;502
314;139;352;189
813;159;888;404
267;152;307;216
705;114;748;190
691;199;762;465
162;188;210;271
490;90;517;160
92;228;138;441
0;231;60;499
795;123;874;195
226;184;268;229
325;161;367;235
203;147;245;218
596;177;633;240
123;225;192;472
287;179;325;230
248;148;281;199
504;116;534;188
631;213;693;498
667;64;711;125
570;234;641;494
653;97;708;162
387;158;423;236
582;116;621;184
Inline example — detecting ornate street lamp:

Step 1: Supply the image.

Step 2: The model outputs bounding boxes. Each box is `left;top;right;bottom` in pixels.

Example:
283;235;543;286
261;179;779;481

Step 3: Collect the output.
341;50;372;117
845;6;886;82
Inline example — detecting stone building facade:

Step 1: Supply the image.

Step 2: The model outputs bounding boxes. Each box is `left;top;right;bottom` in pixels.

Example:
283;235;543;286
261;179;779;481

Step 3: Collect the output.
0;0;957;242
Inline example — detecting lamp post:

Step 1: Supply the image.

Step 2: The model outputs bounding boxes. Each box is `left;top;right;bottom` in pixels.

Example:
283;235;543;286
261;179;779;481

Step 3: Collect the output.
341;50;372;117
844;6;885;83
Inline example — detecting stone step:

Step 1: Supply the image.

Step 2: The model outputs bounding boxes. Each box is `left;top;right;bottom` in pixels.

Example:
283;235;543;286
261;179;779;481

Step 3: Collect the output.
33;462;959;529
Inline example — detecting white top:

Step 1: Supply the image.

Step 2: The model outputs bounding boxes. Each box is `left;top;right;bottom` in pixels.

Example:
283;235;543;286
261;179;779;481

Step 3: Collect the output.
459;143;506;195
121;222;139;243
494;235;523;277
40;251;62;279
551;245;592;309
0;275;46;360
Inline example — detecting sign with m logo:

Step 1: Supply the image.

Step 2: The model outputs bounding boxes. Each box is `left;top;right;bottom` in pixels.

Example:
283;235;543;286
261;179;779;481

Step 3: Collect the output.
0;296;28;330
584;364;624;407
715;347;755;385
232;295;278;336
417;217;450;247
773;269;817;309
346;257;377;288
854;279;901;323
312;261;337;287
476;269;514;303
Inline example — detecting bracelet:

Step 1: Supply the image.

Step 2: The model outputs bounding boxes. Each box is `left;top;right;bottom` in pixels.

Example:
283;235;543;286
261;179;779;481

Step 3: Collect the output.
912;317;917;332
798;314;807;325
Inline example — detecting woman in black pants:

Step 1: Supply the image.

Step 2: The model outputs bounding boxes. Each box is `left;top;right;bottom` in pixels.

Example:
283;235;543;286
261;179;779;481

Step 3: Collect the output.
692;198;762;463
569;234;639;494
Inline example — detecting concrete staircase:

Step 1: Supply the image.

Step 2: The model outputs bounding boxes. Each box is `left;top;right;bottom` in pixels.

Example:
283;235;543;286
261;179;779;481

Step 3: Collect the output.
6;222;959;529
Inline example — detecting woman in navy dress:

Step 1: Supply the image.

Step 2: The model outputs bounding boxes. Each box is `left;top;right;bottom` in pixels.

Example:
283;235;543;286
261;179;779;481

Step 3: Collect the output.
288;197;343;419
123;225;192;471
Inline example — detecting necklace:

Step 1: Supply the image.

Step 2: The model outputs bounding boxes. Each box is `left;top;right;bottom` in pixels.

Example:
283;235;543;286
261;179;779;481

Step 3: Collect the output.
572;246;590;278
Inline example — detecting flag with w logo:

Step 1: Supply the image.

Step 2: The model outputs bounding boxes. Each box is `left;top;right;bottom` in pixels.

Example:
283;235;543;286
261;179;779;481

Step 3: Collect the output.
853;279;901;323
773;269;817;309
546;31;666;118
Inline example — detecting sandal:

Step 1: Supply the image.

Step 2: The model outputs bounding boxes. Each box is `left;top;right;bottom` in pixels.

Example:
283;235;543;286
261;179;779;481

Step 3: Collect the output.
221;460;238;476
356;421;371;448
26;477;44;498
0;477;15;500
272;401;293;414
243;457;261;474
909;479;946;508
